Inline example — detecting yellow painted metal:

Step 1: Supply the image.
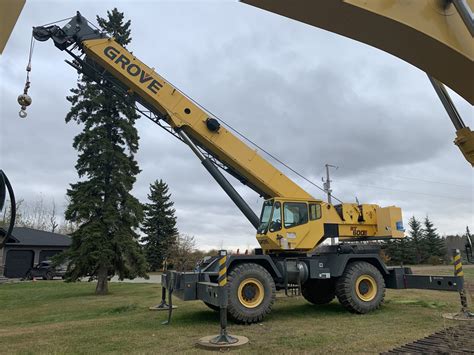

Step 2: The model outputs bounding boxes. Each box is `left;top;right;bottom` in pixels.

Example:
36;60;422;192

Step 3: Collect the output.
218;254;227;286
241;0;474;105
82;38;311;200
455;127;474;166
355;275;377;302
257;198;403;252
237;278;265;308
0;0;26;54
78;37;404;253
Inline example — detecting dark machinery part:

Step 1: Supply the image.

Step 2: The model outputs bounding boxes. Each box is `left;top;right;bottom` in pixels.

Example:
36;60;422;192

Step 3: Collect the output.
428;75;466;131
177;129;260;229
466;227;473;263
451;0;474;37
427;75;474;166
32;12;103;50
0;170;16;248
206;118;221;132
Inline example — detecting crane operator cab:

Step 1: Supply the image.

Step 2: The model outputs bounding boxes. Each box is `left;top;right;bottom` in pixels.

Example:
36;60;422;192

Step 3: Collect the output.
256;198;325;252
256;197;405;253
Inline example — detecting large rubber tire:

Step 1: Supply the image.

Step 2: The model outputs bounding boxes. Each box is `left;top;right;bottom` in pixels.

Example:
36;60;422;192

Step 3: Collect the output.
203;301;219;312
335;261;385;314
227;263;276;324
302;279;336;305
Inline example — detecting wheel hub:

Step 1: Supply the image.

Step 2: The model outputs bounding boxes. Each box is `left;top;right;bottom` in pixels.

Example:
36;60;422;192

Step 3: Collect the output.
355;275;377;302
238;278;264;308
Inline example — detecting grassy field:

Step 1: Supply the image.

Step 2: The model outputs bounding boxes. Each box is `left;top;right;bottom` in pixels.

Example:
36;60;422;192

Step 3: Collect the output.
0;265;472;354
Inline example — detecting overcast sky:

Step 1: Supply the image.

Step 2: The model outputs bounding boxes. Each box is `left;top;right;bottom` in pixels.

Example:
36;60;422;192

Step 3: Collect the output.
1;0;472;250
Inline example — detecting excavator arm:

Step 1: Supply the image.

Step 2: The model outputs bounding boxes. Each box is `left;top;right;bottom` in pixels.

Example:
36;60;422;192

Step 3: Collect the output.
241;0;474;166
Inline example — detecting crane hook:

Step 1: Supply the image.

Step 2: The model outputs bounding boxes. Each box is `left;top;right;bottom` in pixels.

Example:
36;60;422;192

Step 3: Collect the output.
18;92;32;118
19;36;35;118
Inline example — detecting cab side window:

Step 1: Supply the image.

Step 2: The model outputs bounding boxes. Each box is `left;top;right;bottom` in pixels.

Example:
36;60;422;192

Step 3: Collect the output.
309;203;322;220
284;202;308;228
269;202;282;232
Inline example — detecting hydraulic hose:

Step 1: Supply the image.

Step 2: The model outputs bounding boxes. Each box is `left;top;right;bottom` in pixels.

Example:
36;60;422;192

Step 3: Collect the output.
0;170;16;248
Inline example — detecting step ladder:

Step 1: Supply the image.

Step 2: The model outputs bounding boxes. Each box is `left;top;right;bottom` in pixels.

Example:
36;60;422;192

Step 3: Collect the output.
283;258;302;297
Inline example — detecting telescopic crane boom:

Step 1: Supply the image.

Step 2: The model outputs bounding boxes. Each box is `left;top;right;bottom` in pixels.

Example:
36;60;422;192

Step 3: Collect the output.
32;12;403;254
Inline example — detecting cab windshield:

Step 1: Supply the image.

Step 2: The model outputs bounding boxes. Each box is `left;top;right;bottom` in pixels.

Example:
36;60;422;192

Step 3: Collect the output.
257;199;274;234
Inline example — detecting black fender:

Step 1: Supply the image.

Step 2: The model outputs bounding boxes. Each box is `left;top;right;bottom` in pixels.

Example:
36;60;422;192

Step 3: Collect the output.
328;254;389;277
202;254;283;281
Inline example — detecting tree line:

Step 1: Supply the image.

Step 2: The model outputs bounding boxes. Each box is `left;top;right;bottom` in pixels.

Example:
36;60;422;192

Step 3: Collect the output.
0;181;190;274
382;216;447;265
1;197;77;235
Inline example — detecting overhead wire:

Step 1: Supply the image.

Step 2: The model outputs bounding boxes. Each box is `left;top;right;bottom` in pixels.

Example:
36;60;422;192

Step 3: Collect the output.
335;179;472;202
39;16;74;27
353;171;472;188
153;78;344;203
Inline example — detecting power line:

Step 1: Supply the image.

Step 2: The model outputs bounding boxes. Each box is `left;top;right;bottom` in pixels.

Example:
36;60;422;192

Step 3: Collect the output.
335;179;472;202
158;79;345;203
356;171;472;188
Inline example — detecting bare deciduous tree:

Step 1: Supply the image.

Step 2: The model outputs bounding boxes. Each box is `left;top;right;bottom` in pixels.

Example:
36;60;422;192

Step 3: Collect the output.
167;234;198;271
49;200;59;233
1;196;77;235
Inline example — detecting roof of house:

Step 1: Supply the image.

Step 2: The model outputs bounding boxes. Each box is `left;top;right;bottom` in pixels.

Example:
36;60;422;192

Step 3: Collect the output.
2;227;71;247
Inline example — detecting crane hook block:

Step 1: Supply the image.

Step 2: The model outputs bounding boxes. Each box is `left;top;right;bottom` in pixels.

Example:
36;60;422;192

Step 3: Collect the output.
17;93;32;118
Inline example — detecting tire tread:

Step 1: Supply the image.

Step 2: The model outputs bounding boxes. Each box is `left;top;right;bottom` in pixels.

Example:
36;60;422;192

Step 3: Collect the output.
226;263;276;324
335;261;385;314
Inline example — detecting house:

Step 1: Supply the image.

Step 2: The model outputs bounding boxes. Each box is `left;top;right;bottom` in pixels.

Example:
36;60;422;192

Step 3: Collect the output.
0;227;71;278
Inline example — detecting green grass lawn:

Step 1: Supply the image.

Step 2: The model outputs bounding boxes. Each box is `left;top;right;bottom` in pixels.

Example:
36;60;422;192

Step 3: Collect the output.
0;265;472;354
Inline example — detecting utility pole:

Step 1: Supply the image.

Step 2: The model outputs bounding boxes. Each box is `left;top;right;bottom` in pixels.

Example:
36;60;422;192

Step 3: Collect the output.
322;164;338;204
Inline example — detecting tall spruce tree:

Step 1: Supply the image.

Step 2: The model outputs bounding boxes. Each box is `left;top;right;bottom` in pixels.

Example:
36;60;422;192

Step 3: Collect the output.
423;216;446;262
62;9;147;294
141;180;178;271
407;216;425;264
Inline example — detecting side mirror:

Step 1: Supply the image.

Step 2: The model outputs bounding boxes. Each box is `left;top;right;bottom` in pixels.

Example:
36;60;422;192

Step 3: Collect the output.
269;221;281;232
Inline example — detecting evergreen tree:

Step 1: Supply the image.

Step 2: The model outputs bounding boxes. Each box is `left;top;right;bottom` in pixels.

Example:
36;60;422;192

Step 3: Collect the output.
407;216;425;264
61;9;147;294
384;237;414;265
141;180;178;271
422;216;446;262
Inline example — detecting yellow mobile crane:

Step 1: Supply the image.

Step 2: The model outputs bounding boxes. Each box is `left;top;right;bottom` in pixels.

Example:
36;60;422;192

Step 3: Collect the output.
32;12;464;324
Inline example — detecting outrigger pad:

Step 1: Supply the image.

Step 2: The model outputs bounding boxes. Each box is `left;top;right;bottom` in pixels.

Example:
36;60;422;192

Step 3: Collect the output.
148;304;177;311
443;312;474;322
196;335;248;350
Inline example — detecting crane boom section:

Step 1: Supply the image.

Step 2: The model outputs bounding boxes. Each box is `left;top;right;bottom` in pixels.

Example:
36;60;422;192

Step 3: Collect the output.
242;0;474;106
0;0;26;54
82;38;311;200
